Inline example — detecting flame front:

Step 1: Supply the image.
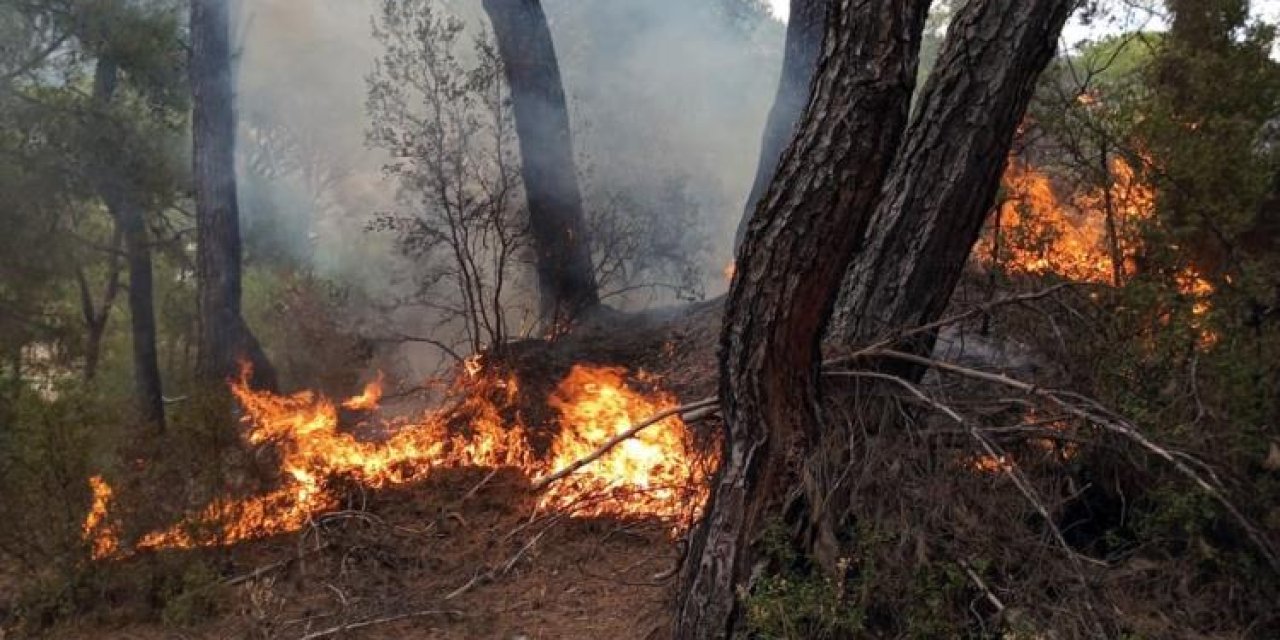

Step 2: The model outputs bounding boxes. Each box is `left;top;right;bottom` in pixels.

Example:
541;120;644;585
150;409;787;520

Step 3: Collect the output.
539;365;712;521
86;363;713;555
83;475;119;559
977;156;1154;284
976;155;1217;345
966;155;1219;476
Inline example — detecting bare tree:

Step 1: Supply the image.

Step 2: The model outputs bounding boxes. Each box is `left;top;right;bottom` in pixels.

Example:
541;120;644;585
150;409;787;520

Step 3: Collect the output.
733;0;830;249
367;1;529;357
191;0;276;390
481;0;599;327
678;0;1072;636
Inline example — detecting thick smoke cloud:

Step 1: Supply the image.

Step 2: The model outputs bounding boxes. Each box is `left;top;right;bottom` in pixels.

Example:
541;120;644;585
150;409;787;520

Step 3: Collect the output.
231;0;784;377
235;0;783;295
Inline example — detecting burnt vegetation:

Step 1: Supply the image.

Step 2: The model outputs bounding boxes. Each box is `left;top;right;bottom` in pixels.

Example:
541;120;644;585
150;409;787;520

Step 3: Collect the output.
2;0;1280;638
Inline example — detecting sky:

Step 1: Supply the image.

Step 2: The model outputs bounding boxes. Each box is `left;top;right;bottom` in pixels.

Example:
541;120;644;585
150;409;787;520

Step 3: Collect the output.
764;0;1280;42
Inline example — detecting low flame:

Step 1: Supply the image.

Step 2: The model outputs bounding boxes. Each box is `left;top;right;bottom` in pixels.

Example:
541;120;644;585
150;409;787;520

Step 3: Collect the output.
977;155;1217;345
977;156;1153;284
83;475;119;559
340;372;384;411
87;362;713;556
538;366;712;520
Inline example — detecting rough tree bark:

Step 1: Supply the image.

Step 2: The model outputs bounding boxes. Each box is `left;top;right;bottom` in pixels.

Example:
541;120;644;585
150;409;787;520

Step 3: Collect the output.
481;0;599;326
91;58;167;428
191;0;277;390
828;0;1073;354
733;0;829;250
675;2;931;637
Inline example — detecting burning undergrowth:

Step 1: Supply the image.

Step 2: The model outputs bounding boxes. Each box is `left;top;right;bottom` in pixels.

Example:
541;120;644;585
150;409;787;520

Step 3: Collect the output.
83;349;718;559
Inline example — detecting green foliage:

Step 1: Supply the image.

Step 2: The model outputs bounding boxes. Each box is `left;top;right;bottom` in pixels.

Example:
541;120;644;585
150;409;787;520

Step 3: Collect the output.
154;556;225;627
743;520;986;639
0;383;121;566
743;522;867;640
1142;0;1280;273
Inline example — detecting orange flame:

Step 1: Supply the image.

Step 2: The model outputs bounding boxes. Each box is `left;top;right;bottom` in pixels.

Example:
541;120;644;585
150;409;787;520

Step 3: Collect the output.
977;156;1154;284
83;475;119;559
538;365;711;520
340;373;384;411
977;155;1217;345
86;362;713;554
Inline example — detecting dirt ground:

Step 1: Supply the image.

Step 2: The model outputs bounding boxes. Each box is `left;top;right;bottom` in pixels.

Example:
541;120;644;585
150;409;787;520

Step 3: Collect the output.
50;469;682;639
15;302;726;640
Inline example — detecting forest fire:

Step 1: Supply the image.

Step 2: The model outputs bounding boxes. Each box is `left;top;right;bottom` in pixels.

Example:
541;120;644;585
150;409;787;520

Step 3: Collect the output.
83;476;119;560
967;157;1218;474
539;366;711;520
977;156;1217;341
84;362;712;559
976;156;1154;284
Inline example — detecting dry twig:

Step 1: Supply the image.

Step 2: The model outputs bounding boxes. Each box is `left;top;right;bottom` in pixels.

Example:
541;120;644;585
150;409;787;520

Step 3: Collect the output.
296;608;462;640
531;396;718;491
858;347;1280;574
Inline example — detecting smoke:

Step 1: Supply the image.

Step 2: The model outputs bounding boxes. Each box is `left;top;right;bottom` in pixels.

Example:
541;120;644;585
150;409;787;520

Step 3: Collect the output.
231;0;784;376
543;0;784;290
235;0;782;287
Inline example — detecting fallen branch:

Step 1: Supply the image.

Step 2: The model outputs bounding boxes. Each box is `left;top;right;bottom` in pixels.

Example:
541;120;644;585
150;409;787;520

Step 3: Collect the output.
958;559;1005;613
531;396;719;492
296;608;462;640
445;514;566;601
829;370;1106;572
826;283;1081;369
857;347;1280;575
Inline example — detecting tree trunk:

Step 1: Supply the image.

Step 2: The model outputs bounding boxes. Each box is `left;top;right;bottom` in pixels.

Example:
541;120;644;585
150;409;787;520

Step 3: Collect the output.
828;0;1072;354
92;58;167;428
733;0;829;250
122;215;167;426
675;2;930;637
191;0;277;390
481;0;599;327
74;227;122;383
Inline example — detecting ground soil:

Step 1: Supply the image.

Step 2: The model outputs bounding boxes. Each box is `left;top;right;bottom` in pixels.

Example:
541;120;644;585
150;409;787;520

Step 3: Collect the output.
15;301;725;640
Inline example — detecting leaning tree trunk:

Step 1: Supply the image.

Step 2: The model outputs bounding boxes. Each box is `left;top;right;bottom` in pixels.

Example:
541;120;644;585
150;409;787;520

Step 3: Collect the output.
733;0;829;250
92;58;167;428
481;0;599;327
191;0;277;390
828;0;1073;356
675;2;930;637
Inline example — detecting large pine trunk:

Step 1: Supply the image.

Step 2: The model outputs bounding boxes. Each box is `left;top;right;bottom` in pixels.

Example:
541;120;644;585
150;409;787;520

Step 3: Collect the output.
679;1;1072;636
733;0;829;249
92;59;167;429
191;0;277;390
675;2;930;637
828;0;1072;354
481;0;599;326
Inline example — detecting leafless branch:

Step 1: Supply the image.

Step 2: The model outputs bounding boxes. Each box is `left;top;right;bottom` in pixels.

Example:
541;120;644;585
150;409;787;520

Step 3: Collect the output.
530;396;718;492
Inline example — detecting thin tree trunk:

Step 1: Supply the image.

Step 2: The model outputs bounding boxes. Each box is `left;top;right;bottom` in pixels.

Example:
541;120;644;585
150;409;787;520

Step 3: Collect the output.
733;0;829;250
91;58;167;428
74;226;122;382
481;0;599;327
122;216;166;426
191;0;277;390
1100;138;1126;287
676;2;930;637
828;0;1072;355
